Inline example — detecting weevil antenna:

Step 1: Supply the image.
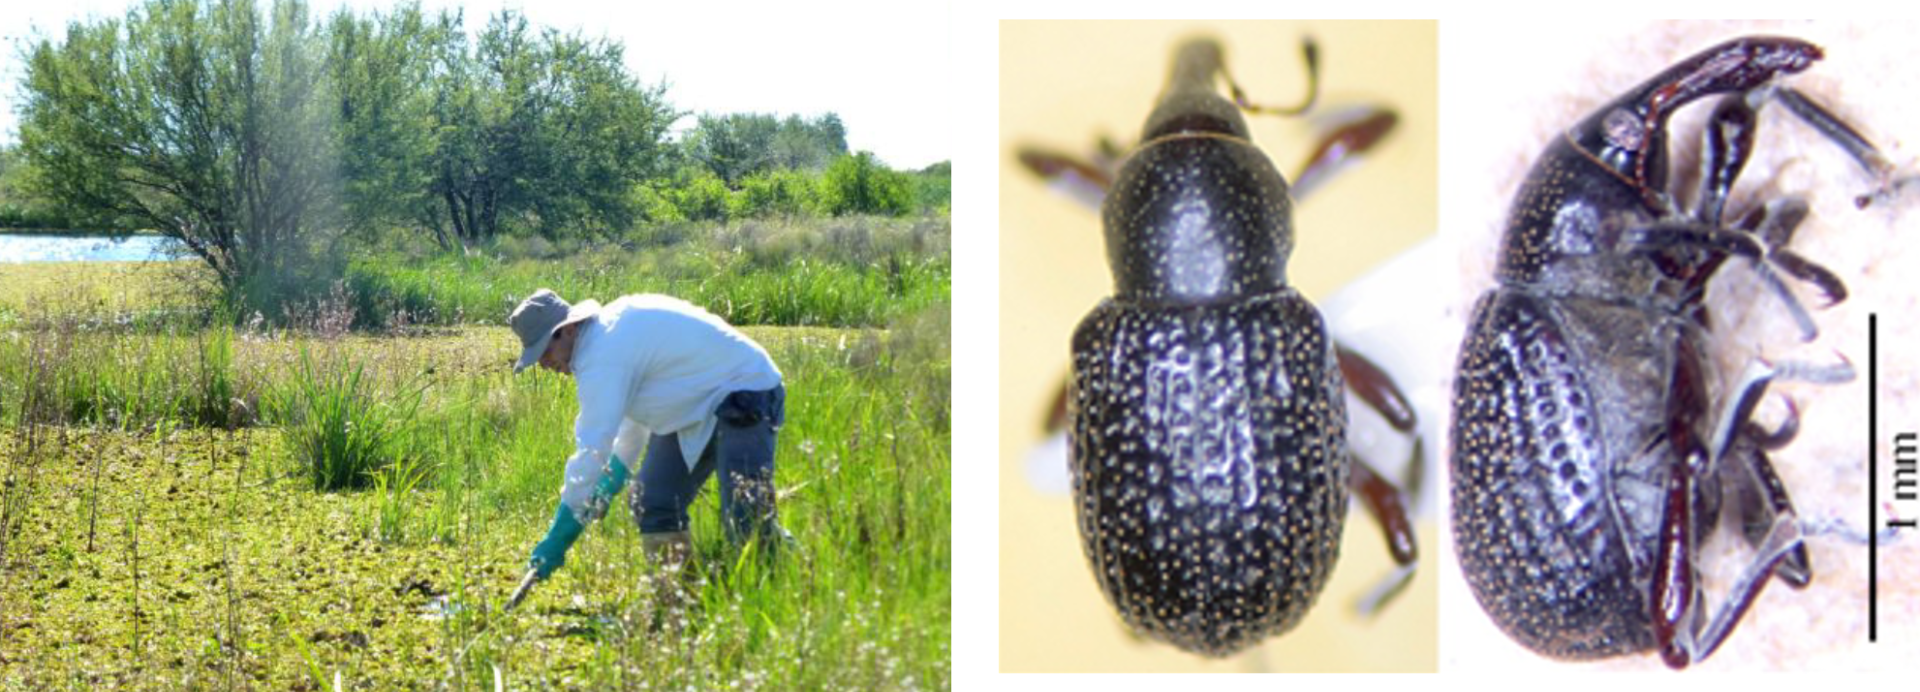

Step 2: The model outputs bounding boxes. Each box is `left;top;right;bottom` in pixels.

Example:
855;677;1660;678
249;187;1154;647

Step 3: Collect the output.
1226;37;1320;117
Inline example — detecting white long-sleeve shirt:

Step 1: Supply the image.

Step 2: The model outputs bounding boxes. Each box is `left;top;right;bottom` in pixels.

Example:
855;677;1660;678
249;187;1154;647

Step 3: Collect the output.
556;294;782;521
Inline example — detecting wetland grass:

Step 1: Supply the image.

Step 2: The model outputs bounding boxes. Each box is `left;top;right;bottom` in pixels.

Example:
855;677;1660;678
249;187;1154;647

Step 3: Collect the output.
345;215;951;330
1;255;951;688
273;346;427;492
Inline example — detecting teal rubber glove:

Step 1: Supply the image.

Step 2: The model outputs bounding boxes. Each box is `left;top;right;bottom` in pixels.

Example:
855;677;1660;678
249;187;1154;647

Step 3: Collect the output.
527;503;584;579
526;454;630;579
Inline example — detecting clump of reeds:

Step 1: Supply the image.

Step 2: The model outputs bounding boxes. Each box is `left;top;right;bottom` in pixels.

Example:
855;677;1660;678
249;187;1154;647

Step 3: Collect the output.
272;346;424;492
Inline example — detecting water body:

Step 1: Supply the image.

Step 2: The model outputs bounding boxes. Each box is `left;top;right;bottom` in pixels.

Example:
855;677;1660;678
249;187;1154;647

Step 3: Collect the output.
0;234;183;263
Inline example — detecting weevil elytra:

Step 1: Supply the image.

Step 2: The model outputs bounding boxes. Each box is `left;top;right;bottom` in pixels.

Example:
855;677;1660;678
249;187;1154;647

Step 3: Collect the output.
1449;28;1912;670
1035;33;1422;658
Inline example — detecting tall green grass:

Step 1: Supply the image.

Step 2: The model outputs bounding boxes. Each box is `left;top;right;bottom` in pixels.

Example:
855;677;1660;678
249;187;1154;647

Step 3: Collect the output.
0;323;251;429
345;215;950;330
270;346;427;492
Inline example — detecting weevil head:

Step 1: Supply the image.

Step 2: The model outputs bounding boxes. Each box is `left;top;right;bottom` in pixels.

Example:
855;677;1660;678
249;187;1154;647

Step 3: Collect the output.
1499;37;1823;293
1564;91;1677;199
1566;36;1821;198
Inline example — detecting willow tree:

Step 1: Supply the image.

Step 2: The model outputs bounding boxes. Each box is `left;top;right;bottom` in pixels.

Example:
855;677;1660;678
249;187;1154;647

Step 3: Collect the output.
18;0;340;310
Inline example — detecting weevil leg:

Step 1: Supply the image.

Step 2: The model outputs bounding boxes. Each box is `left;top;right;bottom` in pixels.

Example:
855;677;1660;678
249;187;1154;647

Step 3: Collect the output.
1290;108;1398;200
1016;147;1113;209
1687;83;1881;328
1041;375;1070;434
1349;454;1417;617
1655;348;1833;668
1735;197;1809;248
1745;401;1800;452
1731;196;1851;313
1706;356;1851;588
1730;199;1849;307
1700;83;1920;209
1707;357;1855;465
1690;88;1847;230
1772;87;1893;179
1337;344;1421;498
1023;376;1073;495
1623;221;1767;259
1767;249;1846;308
1336;345;1417;433
1694;91;1761;228
1770;87;1920;208
1651;337;1716;669
1624;221;1821;342
1684;513;1806;666
1723;435;1814;588
1650;432;1708;669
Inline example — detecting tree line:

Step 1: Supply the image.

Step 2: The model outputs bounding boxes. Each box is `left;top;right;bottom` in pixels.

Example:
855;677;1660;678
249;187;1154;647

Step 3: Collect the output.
7;0;946;314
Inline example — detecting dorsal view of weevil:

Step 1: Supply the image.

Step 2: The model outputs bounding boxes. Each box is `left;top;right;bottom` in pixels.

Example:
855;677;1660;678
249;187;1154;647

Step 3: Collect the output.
1003;23;1437;671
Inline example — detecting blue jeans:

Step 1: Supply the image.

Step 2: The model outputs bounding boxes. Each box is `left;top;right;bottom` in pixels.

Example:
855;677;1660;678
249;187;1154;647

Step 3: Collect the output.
630;386;784;543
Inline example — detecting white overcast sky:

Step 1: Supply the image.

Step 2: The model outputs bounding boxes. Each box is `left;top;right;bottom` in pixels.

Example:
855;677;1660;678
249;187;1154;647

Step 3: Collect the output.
0;0;951;169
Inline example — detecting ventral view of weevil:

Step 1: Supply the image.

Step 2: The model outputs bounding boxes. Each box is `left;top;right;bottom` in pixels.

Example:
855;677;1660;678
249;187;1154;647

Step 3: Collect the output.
1449;24;1917;672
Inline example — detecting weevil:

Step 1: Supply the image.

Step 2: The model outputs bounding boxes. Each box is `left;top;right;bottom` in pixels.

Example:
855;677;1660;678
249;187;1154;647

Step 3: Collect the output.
1054;36;1421;657
1450;35;1907;669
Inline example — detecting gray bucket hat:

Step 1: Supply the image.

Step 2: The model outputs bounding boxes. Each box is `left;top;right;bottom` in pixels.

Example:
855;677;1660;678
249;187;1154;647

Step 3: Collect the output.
509;289;601;374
